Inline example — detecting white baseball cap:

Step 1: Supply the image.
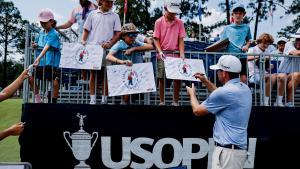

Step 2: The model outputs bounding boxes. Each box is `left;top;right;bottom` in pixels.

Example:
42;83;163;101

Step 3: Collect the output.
165;0;182;14
291;28;300;38
276;37;288;44
210;55;242;73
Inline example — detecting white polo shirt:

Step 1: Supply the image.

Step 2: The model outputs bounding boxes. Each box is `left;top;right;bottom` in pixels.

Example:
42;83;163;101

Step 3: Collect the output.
247;45;274;78
83;8;121;45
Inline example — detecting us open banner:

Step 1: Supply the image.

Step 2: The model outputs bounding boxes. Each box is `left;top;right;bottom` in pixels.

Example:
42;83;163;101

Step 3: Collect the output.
59;42;103;70
20;104;300;169
164;57;206;81
106;62;156;96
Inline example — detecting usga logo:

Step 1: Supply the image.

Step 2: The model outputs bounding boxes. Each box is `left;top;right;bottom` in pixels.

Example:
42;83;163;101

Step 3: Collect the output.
122;69;139;89
75;47;89;64
178;61;192;77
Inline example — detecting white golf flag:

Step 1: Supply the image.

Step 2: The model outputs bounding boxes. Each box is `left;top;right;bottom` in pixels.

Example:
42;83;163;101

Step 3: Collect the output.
165;57;206;81
59;42;103;70
107;63;156;96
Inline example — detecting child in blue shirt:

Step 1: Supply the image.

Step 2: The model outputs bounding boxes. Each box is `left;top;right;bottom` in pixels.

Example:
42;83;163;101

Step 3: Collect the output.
29;9;61;103
106;23;153;104
220;4;252;83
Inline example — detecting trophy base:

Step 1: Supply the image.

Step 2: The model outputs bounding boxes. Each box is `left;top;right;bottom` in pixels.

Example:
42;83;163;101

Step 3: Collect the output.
75;166;90;169
75;161;90;169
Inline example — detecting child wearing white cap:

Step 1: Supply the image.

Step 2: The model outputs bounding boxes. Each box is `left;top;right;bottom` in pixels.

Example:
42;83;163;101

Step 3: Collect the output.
153;0;186;106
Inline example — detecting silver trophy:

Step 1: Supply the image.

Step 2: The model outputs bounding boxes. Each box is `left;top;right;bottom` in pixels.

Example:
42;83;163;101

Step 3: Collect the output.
64;113;98;169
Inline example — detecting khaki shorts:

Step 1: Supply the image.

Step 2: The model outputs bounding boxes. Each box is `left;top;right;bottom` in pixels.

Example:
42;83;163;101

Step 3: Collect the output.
157;59;165;79
212;146;247;169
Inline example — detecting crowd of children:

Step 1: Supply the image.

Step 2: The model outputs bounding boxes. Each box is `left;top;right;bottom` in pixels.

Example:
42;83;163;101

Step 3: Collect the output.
24;0;300;107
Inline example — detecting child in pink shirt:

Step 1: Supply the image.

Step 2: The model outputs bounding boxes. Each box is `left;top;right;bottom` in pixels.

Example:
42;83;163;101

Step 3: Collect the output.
153;0;186;106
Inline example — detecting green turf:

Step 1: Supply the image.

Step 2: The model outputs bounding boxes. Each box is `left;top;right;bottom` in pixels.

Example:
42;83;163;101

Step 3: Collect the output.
0;99;23;162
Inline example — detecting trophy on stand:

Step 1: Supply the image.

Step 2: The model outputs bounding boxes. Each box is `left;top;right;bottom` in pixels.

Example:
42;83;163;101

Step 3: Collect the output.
64;113;98;169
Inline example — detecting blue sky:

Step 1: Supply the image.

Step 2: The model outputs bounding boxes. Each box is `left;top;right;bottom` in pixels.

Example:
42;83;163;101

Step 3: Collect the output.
11;0;295;39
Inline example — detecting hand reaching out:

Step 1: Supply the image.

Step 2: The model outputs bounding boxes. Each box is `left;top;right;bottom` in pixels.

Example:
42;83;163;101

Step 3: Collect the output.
6;122;25;136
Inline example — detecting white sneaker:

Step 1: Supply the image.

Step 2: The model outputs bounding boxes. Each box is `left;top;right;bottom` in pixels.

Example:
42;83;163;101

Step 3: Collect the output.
159;102;165;106
274;101;284;107
286;102;294;107
264;101;269;106
90;99;96;105
171;102;179;106
101;99;107;104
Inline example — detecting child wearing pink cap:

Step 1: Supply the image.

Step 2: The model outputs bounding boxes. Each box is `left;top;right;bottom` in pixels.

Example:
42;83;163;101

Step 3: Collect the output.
29;8;61;103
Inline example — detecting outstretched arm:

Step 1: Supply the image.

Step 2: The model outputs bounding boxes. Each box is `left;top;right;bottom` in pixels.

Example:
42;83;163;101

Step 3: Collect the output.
0;69;29;102
0;122;24;141
56;21;73;30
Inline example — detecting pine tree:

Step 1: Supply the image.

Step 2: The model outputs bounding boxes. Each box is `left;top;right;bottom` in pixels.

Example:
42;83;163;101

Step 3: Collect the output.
0;0;28;87
278;0;300;37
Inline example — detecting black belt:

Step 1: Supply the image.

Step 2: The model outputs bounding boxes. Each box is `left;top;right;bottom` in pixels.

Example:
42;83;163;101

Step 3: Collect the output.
215;142;244;150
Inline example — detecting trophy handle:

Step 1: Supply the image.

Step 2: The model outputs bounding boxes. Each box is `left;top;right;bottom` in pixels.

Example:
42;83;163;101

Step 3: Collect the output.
91;132;98;148
63;131;72;149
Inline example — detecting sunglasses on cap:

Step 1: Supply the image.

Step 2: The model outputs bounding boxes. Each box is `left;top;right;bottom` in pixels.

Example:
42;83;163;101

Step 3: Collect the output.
127;33;138;38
